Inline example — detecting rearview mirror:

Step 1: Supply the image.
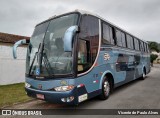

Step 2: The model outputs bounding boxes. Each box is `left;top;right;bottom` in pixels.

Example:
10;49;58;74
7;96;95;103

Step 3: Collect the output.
63;25;79;52
13;39;29;59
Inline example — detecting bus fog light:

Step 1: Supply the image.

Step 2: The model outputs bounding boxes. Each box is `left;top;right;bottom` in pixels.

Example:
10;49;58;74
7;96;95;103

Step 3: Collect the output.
61;96;74;102
61;98;67;102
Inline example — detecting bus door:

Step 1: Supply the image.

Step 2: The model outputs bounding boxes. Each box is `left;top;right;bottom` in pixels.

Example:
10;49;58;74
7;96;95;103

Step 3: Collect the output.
77;15;100;92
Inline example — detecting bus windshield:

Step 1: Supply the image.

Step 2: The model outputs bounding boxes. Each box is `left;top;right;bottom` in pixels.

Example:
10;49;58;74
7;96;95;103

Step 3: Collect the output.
26;13;79;77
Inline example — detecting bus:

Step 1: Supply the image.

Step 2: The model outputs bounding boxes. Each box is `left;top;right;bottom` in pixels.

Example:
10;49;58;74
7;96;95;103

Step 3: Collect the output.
13;10;150;105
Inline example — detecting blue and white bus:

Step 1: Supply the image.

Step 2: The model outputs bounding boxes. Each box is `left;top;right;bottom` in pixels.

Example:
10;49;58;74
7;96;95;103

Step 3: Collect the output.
13;10;150;105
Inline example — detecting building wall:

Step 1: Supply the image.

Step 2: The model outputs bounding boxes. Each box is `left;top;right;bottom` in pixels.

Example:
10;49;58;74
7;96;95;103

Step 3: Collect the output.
0;43;27;85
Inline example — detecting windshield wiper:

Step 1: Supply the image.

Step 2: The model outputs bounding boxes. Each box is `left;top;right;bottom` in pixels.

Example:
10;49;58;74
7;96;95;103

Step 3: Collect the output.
29;42;54;76
29;43;41;75
42;52;54;76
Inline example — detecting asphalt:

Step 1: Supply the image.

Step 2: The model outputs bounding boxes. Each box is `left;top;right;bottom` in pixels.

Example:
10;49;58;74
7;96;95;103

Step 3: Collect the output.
1;64;160;118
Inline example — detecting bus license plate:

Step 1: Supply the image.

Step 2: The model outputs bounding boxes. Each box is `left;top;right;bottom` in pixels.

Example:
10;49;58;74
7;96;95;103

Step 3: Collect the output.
36;94;44;99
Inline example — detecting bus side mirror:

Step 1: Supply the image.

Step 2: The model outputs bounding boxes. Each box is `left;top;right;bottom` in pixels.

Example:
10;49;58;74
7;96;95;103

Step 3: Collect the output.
63;25;79;52
13;39;29;59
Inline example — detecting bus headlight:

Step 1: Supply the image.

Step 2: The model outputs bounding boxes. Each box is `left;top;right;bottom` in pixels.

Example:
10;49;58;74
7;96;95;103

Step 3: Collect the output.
25;82;31;88
54;85;74;92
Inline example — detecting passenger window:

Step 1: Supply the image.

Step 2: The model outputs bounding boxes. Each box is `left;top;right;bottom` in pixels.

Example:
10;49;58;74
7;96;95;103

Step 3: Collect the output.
115;29;126;48
121;32;126;47
130;36;134;49
134;38;140;50
140;41;144;52
102;23;114;45
126;34;134;49
116;29;123;47
144;43;147;52
146;44;149;53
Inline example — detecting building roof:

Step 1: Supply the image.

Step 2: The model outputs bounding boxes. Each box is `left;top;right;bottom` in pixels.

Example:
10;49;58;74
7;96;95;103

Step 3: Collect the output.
0;32;30;44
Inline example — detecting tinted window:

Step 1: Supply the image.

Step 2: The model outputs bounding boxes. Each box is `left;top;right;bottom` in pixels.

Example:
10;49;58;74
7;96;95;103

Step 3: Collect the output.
116;29;122;46
102;23;114;45
140;41;144;52
115;29;126;47
126;34;134;49
121;32;126;47
130;36;134;49
79;15;99;41
143;43;146;52
144;42;147;52
143;42;145;52
134;38;140;50
146;44;149;53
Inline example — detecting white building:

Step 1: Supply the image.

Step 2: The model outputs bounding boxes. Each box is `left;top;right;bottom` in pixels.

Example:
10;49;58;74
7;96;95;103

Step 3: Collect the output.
0;32;30;85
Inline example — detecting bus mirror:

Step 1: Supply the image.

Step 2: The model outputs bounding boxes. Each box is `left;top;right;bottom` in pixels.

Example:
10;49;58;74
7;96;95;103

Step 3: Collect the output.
13;39;29;59
63;25;78;52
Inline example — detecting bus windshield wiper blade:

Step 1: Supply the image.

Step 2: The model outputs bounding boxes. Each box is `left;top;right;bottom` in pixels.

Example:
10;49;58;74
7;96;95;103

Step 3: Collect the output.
29;43;41;75
42;52;54;76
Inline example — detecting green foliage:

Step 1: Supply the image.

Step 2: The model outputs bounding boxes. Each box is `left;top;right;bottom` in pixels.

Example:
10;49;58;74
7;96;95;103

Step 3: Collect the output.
150;54;158;63
148;41;160;52
0;83;31;108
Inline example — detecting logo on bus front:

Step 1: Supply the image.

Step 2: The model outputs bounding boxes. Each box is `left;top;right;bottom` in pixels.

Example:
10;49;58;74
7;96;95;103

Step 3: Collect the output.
60;80;67;85
38;84;42;89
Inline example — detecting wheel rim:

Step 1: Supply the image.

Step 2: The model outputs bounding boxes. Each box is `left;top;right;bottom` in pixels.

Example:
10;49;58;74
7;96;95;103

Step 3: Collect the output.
104;80;110;96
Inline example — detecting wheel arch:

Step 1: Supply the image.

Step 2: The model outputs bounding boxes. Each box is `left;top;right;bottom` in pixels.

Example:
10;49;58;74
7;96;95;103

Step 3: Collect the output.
99;71;114;91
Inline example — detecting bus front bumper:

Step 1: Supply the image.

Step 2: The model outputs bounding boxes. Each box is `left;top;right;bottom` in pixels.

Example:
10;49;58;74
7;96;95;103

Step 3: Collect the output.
25;87;78;105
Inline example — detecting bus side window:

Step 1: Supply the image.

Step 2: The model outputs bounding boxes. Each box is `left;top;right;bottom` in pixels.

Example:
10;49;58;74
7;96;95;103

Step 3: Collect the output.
146;44;149;53
115;29;123;47
134;38;140;51
121;32;126;47
102;23;114;45
143;42;145;52
112;27;116;45
144;42;147;52
126;34;134;49
140;41;144;52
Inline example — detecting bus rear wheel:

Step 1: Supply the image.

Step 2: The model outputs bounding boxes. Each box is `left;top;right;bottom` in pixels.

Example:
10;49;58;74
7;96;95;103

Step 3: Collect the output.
140;68;146;80
99;77;111;100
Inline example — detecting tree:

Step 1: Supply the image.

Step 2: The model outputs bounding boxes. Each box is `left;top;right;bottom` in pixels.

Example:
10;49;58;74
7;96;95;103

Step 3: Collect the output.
148;42;159;52
150;54;158;66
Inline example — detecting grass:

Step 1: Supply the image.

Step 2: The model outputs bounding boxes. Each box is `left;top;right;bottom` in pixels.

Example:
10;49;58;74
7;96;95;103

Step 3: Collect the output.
0;83;32;108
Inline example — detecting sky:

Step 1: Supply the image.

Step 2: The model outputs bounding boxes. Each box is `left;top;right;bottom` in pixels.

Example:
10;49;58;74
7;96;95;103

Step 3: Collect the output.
0;0;160;43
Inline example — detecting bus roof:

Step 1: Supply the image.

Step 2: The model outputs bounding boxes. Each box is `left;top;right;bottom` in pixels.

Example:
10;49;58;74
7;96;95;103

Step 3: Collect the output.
76;10;147;44
36;9;148;44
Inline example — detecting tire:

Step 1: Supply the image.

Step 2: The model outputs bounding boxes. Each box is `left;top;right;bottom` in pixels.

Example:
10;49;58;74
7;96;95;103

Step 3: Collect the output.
99;77;111;100
140;68;146;80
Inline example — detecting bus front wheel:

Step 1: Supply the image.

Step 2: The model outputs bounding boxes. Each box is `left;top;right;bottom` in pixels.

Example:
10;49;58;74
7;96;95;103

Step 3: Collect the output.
99;77;111;100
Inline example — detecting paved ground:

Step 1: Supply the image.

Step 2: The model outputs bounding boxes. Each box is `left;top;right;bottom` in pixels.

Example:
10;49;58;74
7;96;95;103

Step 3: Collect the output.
2;64;160;117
